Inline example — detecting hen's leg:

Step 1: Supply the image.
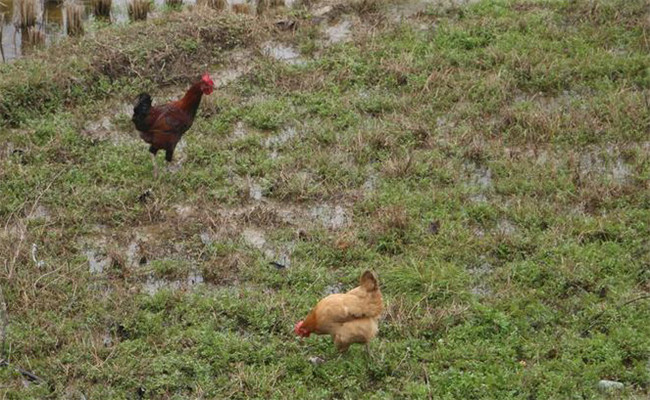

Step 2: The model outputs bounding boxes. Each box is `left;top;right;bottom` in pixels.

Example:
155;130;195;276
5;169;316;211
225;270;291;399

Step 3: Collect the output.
365;343;373;361
334;335;350;354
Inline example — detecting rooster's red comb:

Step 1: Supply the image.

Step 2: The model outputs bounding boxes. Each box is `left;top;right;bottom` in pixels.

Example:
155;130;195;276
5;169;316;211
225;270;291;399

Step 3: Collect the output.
201;73;214;86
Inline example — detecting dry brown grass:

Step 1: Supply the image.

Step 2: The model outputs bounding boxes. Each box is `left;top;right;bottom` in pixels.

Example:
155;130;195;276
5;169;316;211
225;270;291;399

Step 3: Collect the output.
269;0;284;7
64;0;84;36
128;0;150;21
197;0;227;11
92;0;112;19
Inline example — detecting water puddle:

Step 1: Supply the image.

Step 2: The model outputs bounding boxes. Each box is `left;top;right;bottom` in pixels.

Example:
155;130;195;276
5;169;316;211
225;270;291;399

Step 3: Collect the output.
200;230;214;245
174;204;194;219
468;259;493;298
30;243;45;267
464;161;492;202
242;227;267;250
362;171;378;192
232;121;247;139
83;115;135;145
390;0;480;22
248;181;263;201
241;227;293;265
324;283;344;295
211;51;253;88
578;147;632;184
84;248;110;274
309;204;350;230
265;126;297;148
26;204;50;220
496;219;515;236
262;41;304;65
325;19;351;44
142;269;204;295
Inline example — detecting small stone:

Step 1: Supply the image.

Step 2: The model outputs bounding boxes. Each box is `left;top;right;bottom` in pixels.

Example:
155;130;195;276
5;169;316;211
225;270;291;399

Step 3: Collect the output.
324;283;344;295
597;380;624;391
296;229;310;241
275;19;297;31
270;261;287;269
138;189;153;203
308;356;325;365
313;6;332;17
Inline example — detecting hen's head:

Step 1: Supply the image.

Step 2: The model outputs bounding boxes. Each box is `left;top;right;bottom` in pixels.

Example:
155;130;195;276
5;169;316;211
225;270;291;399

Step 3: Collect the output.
199;73;214;95
294;320;311;338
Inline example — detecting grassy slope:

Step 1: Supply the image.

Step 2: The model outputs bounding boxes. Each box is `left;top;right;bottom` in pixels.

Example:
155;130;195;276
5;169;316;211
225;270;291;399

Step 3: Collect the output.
1;0;650;398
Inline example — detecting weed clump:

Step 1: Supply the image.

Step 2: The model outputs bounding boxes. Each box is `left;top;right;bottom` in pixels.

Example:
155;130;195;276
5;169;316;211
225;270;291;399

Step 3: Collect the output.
128;0;151;21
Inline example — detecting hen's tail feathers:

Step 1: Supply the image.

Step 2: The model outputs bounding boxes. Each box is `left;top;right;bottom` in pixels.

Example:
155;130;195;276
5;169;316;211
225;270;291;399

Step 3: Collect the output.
132;93;152;131
360;270;379;292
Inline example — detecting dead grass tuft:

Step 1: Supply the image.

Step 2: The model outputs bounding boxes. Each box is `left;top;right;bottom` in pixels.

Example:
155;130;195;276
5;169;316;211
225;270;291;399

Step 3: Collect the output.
26;25;45;47
12;0;40;29
128;0;150;21
64;0;84;36
92;0;112;19
0;13;4;62
198;0;227;11
382;149;413;178
256;0;269;15
363;204;413;254
232;3;251;14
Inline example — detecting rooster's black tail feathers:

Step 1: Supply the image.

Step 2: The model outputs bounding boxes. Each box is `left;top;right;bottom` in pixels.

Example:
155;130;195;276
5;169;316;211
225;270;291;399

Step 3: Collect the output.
132;93;152;131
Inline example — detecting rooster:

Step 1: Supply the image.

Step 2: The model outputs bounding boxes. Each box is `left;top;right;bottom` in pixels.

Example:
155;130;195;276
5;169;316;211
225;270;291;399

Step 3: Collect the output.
132;73;215;176
294;270;383;354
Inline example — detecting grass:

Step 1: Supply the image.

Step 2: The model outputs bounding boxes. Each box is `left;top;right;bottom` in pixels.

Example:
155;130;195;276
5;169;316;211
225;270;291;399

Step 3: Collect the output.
1;0;650;398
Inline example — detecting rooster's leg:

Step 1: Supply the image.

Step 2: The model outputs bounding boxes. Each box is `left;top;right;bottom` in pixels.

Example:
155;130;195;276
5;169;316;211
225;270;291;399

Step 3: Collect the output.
151;153;158;178
165;146;178;173
149;146;159;178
